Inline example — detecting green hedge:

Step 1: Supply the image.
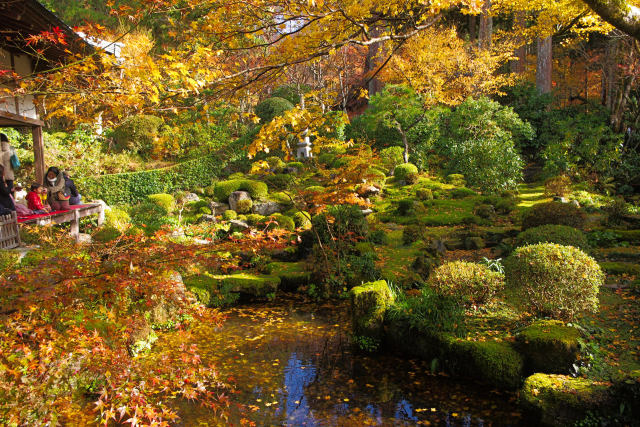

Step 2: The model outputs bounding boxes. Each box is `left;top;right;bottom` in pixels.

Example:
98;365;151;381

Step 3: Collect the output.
77;153;225;205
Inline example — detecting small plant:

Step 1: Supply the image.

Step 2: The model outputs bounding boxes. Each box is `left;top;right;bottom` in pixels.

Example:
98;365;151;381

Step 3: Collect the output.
428;261;504;306
235;198;253;214
481;257;504;274
544;175;572;197
352;334;381;352
504;243;603;320
223;210;238;220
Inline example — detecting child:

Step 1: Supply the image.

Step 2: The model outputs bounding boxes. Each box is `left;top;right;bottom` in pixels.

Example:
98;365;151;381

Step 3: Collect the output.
13;183;27;206
26;183;51;214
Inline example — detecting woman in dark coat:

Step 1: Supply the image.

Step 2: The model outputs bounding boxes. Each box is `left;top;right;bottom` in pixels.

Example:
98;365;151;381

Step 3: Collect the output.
0;164;16;215
44;166;70;211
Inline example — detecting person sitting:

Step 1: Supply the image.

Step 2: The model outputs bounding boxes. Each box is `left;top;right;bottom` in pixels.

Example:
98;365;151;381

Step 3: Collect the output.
26;184;51;214
63;171;82;205
0;165;16;215
44;166;70;211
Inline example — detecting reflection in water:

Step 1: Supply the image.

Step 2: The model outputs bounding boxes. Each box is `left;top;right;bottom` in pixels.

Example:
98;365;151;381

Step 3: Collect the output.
158;295;526;426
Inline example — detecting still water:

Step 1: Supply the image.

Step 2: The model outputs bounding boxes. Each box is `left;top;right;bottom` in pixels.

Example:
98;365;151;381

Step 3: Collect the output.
161;295;526;426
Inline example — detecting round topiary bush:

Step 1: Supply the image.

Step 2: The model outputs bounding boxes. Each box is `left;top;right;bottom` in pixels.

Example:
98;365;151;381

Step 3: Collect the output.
504;243;603;319
105;208;131;232
428;261;504;306
254;97;294;123
516;225;589;250
521;202;586;230
394;163;419;183
235;198;253;214
223;210;238;220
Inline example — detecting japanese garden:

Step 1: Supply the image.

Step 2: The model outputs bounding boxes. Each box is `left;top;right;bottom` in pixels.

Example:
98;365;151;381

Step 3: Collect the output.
1;0;640;425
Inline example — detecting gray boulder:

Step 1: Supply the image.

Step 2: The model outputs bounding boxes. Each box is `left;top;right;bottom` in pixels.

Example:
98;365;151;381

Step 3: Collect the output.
209;201;229;216
197;214;217;223
229;219;250;231
253;201;284;216
183;193;200;203
229;191;251;212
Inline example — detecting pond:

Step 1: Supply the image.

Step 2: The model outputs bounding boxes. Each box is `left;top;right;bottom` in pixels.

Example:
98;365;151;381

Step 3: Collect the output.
160;295;527;426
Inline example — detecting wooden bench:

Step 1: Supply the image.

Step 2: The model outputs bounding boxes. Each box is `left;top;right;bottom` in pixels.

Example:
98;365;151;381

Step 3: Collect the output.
18;203;105;239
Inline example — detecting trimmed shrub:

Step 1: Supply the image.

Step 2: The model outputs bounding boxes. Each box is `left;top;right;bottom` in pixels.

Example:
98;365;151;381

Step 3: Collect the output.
213;179;268;201
368;228;388;245
429;261;504;306
254;97;294;123
235;198;253;214
366;168;387;185
446;174;466;186
504;243;603;319
394;163;419;183
147;193;175;212
286;161;304;171
105;208;131;232
129;201;173;234
351;280;395;344
111;115;163;156
78;152;227;205
516;225;588;250
521;202;586;230
265;156;286;172
544;175;572;197
223;210;238;220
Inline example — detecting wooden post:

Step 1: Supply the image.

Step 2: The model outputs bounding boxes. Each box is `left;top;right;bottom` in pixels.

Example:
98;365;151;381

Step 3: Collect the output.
32;125;45;184
70;209;80;238
97;204;105;226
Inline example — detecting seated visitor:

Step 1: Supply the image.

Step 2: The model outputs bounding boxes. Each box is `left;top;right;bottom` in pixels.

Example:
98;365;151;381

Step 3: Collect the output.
63;171;82;205
27;184;51;214
13;182;27;206
0;165;16;215
44;166;70;211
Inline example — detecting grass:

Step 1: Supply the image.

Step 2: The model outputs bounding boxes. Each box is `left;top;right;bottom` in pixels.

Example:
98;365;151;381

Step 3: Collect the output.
516;183;552;209
374;228;422;286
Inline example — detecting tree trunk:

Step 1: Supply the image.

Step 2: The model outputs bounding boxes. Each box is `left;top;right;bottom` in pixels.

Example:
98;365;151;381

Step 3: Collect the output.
397;124;409;163
536;36;553;93
469;15;477;42
602;35;618;110
478;0;493;49
365;25;384;96
510;12;527;73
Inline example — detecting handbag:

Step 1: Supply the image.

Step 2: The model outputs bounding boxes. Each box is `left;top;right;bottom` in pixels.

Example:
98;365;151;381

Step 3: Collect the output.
57;190;71;201
10;151;20;169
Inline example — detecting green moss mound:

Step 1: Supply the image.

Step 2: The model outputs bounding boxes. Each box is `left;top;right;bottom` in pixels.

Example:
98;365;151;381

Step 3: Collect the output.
522;202;586;230
105;208;131;232
223;210;237;220
93;226;122;243
265;213;295;231
235;198;253;214
350;280;394;343
521;374;611;426
292;211;312;229
147;193;175;212
213;179;268;201
517;320;581;374
504;243;603;320
516;224;589;250
255;97;294;123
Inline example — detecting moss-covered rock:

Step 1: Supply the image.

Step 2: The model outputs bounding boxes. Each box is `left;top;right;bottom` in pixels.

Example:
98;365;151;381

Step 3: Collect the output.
350;280;394;342
517;320;581;374
185;273;280;307
521;374;611;426
223;210;238;220
264;262;310;290
445;338;524;389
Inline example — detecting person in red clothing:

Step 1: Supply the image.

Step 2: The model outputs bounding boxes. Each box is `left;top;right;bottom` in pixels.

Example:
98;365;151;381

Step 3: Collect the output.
26;183;51;214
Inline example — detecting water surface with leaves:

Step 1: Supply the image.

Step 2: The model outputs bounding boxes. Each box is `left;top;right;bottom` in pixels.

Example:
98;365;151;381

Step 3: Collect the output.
160;295;527;426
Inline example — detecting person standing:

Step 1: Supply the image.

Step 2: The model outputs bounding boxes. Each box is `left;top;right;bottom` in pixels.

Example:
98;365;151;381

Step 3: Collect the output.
0;165;16;215
0;133;16;192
